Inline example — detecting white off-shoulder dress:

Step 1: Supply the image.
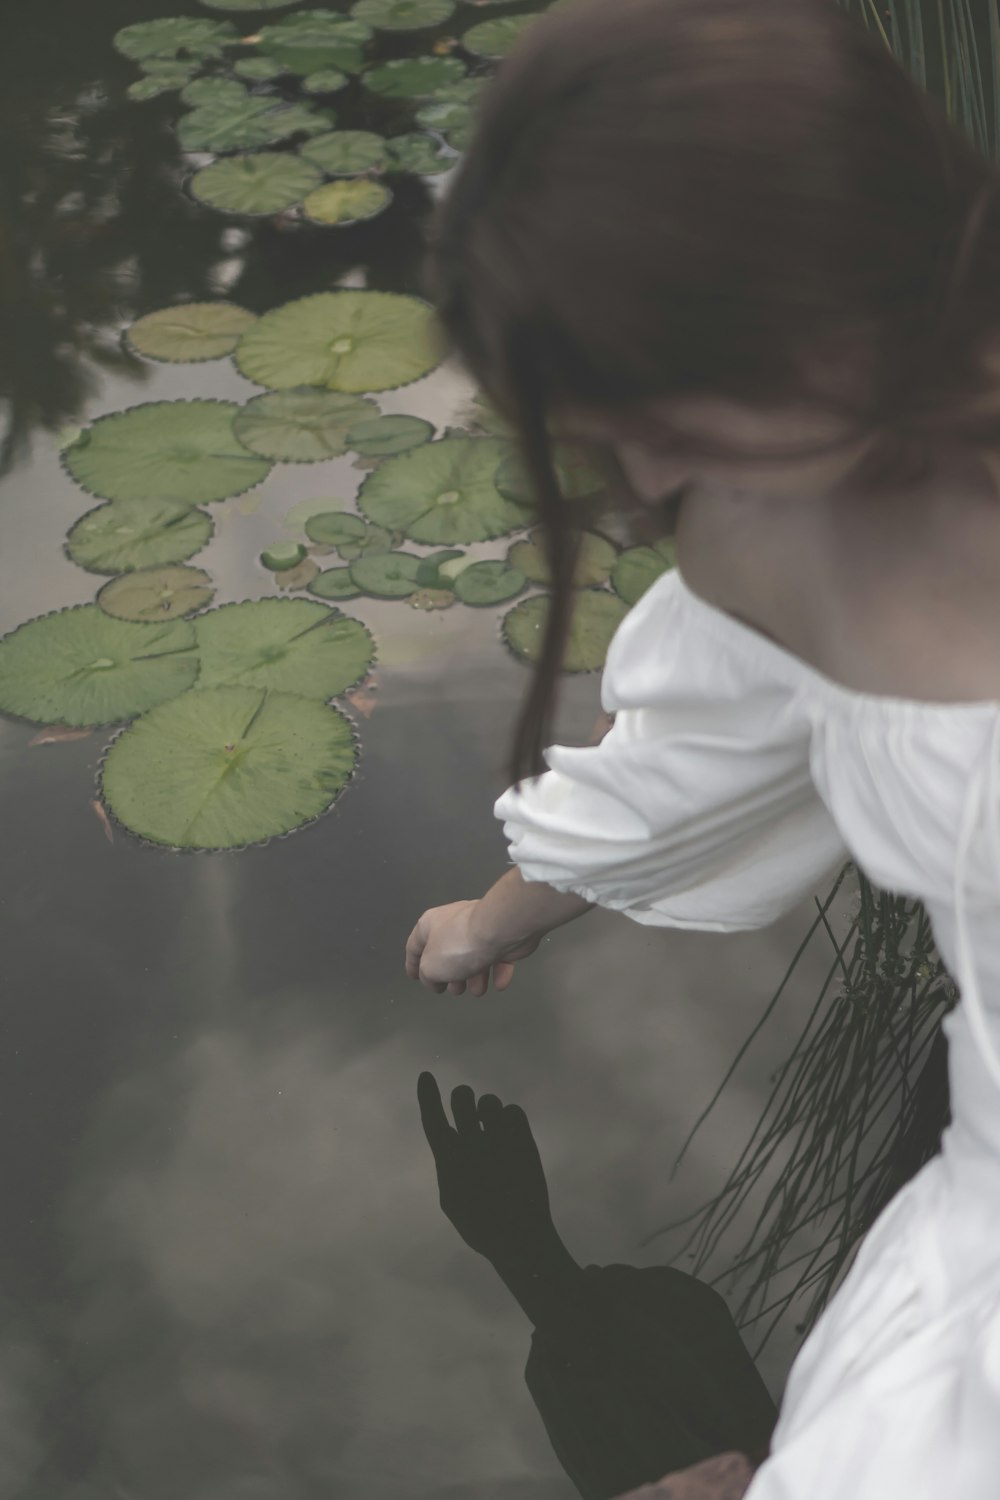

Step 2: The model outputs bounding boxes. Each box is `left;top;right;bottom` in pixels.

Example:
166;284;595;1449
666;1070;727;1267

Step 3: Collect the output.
495;566;1000;1500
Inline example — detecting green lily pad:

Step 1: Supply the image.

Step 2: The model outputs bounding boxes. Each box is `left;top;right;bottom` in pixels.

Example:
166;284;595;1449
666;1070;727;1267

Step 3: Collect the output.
346;414;433;456
308;567;363;600
180;76;249;106
66;500;214;575
128;72;191;101
462;13;535;57
384;132;452;175
200;0;296;10
299;129;387;175
0;606;198;727
195;598;374;697
303;178;392;226
178;96;329;152
304;510;368;546
261;542;307;571
349;551;422;597
335;522;394;560
453;559;526;606
63;400;271;504
233;389;376;461
233;56;287;80
358;436;524;544
495;446;605;507
507;528;617;587
258;11;371;73
422;75;483;102
114;18;238;61
302;69;350;94
190;152;324;214
352;0;455;30
610;540;676;606
97;565;215;622
126;303;257;361
364;56;466;99
410;587;455;610
101;686;357;849
234;290;443;393
503;589;629;673
415;547;464;587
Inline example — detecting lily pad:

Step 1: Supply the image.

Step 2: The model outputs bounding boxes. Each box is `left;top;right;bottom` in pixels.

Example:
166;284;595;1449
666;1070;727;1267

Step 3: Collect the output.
349;551;422;597
97;565;215;622
276;557;320;591
234;389;376;461
363;56;466;99
462;13;535;57
422;75;482;102
414;548;463;587
335;522;394;560
503;589;629;673
126;303;257;361
453;559;526;606
0;606;198;727
66;500;214;575
304;510;368;546
358;436;524;544
302;69;350;94
200;0;296;9
303;178;392;226
610;540;676;606
233;56;287;80
180;76;249;106
299;129;387;175
346;413;433;455
384;132;452;175
101;685;357;849
309;567;363;600
128;72;191;101
495;446;605;506
261;542;307;571
190;152;323;214
410;588;455;610
352;0;455;30
195;598;374;697
178;96;329;152
63;400;271;504
258;11;371;73
507;528;617;587
114;18;238;61
234;290;443;393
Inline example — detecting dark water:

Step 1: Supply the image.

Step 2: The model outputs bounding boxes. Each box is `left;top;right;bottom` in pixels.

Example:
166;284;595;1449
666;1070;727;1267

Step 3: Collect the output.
0;5;855;1497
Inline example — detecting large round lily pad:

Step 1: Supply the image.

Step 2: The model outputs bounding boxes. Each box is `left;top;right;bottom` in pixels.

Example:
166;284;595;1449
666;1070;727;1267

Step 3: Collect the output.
233;389;376;461
346;414;433;456
384;132;451;175
349;551;422;597
258;11;371;73
299;129;387;175
352;0;455;30
126;303;257;361
63;400;271;504
363;56;466;98
66;500;214;575
190;152;323;214
358;436;525;544
304;510;367;546
178;96;329;152
194;598;374;697
101;685;357;850
502;589;629;673
303;178;392;225
507;528;617;587
308;568;363;600
234;290;443;393
610;540;676;606
97;565;215;622
453;560;526;606
0;606;198;727
114;18;237;60
462;13;535;57
495;445;605;506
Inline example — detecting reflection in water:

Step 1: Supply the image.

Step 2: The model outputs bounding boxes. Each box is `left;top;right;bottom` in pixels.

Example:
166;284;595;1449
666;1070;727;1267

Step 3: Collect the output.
417;1075;776;1500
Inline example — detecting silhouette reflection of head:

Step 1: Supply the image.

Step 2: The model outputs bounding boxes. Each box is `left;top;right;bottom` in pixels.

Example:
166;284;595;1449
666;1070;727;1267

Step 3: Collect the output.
418;1074;776;1500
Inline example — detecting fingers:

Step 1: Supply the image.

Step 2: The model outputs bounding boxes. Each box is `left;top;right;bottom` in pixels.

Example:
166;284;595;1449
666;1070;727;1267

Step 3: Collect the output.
477;1092;504;1130
405;918;426;982
417;1072;454;1153
492;962;516;992
450;1084;479;1136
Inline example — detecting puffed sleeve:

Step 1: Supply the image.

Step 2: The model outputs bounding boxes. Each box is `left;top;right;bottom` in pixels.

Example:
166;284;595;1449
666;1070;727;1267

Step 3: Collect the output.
494;573;848;931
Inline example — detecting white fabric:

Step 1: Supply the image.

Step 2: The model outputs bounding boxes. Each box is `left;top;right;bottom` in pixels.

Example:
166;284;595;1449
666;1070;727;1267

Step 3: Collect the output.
494;566;1000;1498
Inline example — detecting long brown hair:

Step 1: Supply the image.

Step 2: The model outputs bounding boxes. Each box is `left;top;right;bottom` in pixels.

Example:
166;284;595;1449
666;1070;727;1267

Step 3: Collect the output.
428;0;1000;783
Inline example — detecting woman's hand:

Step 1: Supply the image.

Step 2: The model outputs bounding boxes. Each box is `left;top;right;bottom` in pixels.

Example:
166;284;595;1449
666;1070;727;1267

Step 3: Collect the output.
405;900;540;995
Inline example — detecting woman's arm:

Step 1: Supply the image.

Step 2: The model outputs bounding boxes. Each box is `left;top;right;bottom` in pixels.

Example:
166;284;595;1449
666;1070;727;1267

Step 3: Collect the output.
406;867;594;995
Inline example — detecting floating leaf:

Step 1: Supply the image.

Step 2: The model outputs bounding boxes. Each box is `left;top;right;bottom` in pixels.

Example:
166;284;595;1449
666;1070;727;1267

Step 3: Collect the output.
299;129;387;175
200;0;296;10
610;540;676;605
67;500;214;575
234;389;376;461
503;589;629;673
415;547;464;587
101;685;357;849
180;76;249;106
0;606;198;727
363;56;465;98
233;56;287;80
29;725;95;747
126;303;257;361
462;13;535;57
195;598;374;697
97;565;215;622
423;75;483;102
346;413;433;455
302;69;349;93
458;392;512;437
190;151;323;214
436;552;472;580
128;72;191;101
410;587;455;610
349;551;422;597
344;677;379;714
495;445;605;506
276;557;320;591
234;290;443;393
309;567;363;599
384;132;452;175
91;798;116;844
304;510;368;546
508;528;617;587
258;11;371;73
114;18;238;61
358;436;524;544
261;541;307;571
335;522;394;560
352;0;455;30
452;559;526;606
178;96;329;152
303;177;392;225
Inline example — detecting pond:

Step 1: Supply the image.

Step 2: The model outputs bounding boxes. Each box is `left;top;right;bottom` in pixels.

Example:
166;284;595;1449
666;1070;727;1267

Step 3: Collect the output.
0;3;857;1496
